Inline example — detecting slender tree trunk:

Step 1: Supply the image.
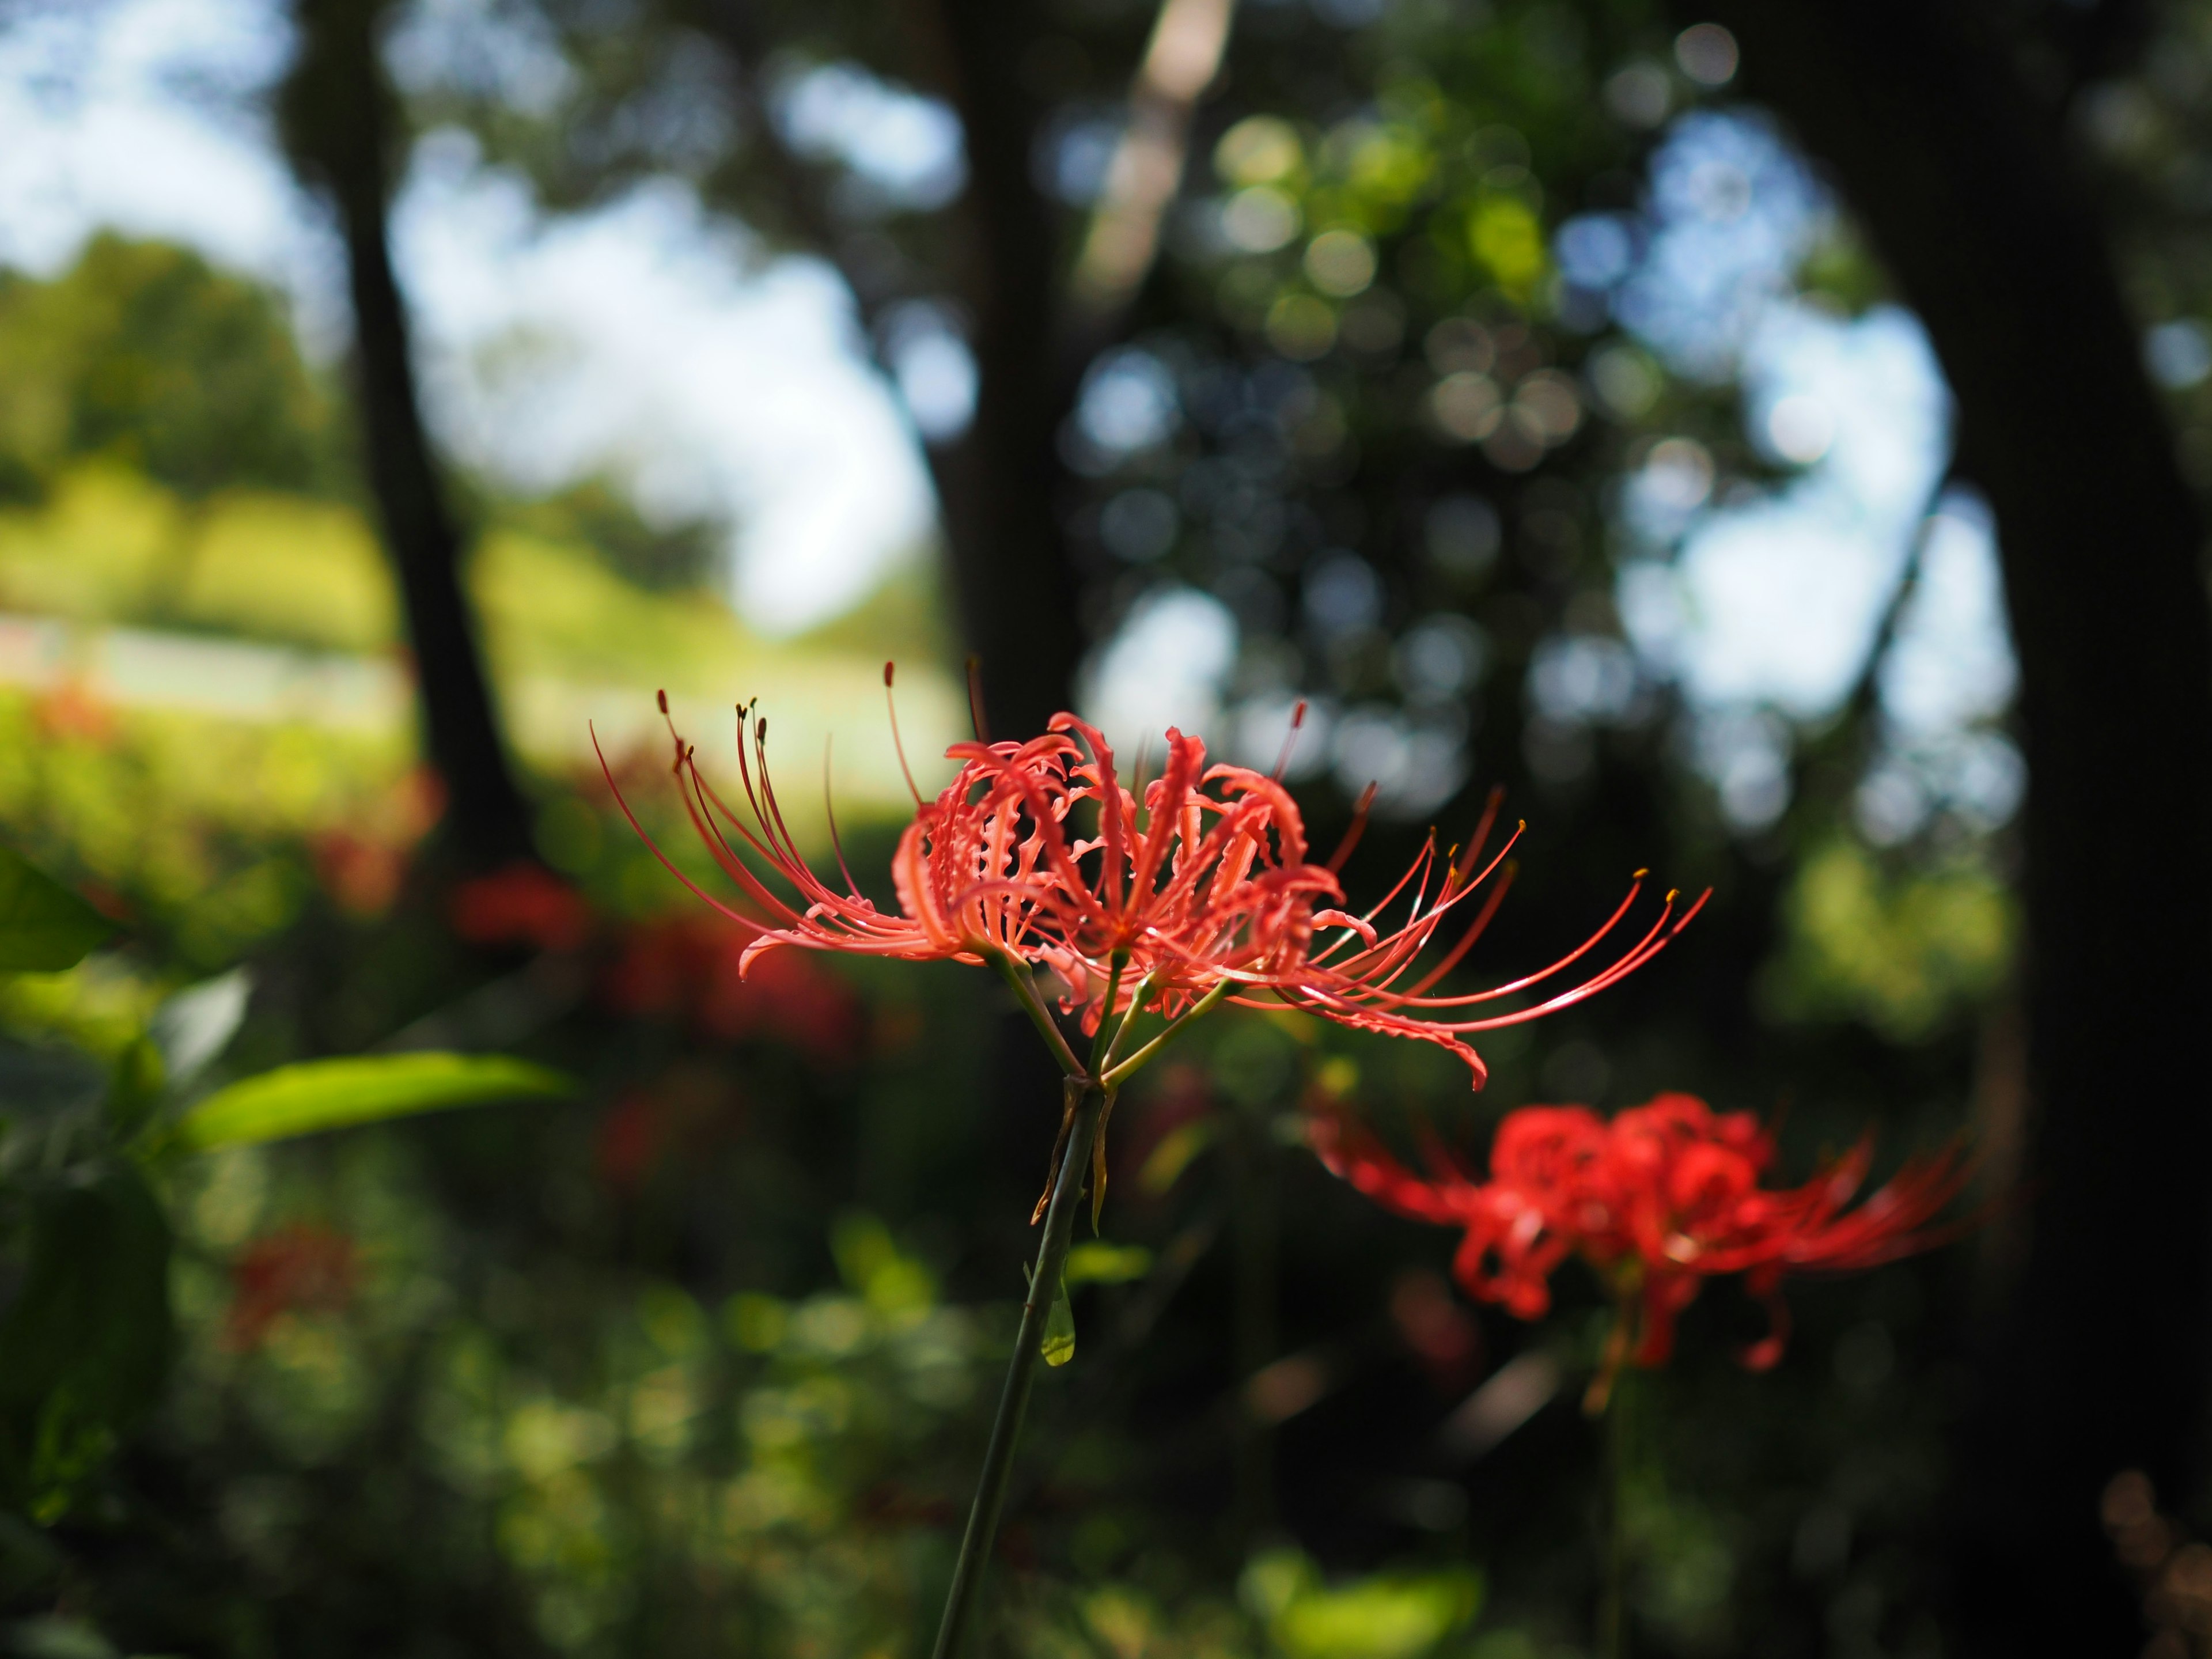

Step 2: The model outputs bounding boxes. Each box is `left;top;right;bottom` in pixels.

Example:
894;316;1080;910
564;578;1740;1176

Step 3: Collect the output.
279;0;537;873
903;0;1087;742
1667;1;2212;1647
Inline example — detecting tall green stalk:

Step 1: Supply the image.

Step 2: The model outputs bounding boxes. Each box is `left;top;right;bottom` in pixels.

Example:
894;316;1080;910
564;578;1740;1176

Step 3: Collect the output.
930;1080;1109;1659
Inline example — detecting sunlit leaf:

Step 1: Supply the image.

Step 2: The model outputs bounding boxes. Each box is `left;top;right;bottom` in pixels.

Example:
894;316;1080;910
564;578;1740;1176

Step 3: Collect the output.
1022;1260;1079;1366
150;968;252;1088
1065;1241;1153;1286
1243;1547;1483;1659
169;1052;572;1153
1139;1118;1218;1195
0;846;113;974
1041;1270;1077;1367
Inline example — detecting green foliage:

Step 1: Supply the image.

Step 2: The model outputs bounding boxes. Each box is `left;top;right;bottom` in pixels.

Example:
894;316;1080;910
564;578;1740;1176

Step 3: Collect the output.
510;478;724;593
1763;836;2015;1039
1241;1548;1483;1659
0;844;112;972
1063;1241;1152;1286
0;464;395;645
0;839;574;1536
0;234;340;500
169;1052;574;1153
0;1164;173;1521
0;689;411;970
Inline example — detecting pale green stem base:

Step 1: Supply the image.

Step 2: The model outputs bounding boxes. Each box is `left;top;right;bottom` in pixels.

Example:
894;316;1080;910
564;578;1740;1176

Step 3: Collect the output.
929;1081;1108;1659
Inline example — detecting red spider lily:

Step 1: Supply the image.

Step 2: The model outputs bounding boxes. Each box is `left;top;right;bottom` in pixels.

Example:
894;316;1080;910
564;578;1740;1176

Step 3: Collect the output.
600;683;1702;1089
1313;1093;1967;1406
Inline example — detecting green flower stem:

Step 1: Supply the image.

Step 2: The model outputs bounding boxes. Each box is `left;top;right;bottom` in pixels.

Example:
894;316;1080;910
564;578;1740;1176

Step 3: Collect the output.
930;1078;1110;1659
1087;952;1130;1074
987;950;1084;1078
1102;979;1231;1087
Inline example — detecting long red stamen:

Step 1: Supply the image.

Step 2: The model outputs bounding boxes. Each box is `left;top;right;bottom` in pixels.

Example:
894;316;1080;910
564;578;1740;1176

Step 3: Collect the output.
1272;700;1309;782
885;661;924;808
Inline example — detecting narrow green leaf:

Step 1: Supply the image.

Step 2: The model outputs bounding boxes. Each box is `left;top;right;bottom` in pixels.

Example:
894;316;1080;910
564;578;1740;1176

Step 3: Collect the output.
1040;1269;1077;1368
170;1052;572;1153
0;847;113;974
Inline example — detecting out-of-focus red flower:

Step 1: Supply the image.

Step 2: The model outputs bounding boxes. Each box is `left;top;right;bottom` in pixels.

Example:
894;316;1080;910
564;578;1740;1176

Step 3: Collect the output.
312;830;405;916
600;914;861;1067
600;915;707;1017
450;862;595;952
1314;1093;1967;1403
594;1089;668;1193
694;942;860;1056
606;684;1700;1086
31;680;116;745
311;768;445;918
225;1224;357;1351
591;1070;747;1193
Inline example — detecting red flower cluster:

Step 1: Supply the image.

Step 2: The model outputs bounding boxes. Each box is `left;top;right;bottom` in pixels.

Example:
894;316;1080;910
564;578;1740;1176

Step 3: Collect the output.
1314;1094;1966;1399
603;681;1703;1086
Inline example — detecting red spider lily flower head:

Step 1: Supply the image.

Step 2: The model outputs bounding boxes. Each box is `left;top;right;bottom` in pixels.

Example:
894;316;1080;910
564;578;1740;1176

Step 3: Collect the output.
1312;1093;1968;1407
895;706;1705;1077
599;682;1703;1083
907;711;1343;1032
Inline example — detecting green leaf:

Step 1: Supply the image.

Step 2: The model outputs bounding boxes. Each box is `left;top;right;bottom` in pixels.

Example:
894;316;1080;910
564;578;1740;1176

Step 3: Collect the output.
149;968;251;1088
0;847;112;974
0;1164;173;1518
168;1052;572;1153
1041;1269;1076;1367
1138;1117;1218;1195
104;1036;166;1139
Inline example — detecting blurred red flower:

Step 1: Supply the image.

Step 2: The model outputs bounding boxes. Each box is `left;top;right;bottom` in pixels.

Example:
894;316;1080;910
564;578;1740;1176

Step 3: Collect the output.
225;1224;357;1351
603;914;861;1065
1314;1093;1967;1403
450;861;595;953
593;1090;666;1193
311;768;445;918
31;679;116;745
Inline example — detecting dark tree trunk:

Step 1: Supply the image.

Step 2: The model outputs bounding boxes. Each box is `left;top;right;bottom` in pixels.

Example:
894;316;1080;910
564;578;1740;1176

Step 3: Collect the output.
904;0;1088;742
279;0;537;873
1668;0;2212;1647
